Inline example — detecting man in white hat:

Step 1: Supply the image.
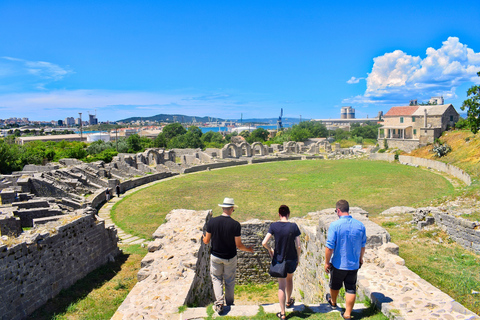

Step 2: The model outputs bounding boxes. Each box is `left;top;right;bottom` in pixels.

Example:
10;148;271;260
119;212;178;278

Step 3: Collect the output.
203;197;254;314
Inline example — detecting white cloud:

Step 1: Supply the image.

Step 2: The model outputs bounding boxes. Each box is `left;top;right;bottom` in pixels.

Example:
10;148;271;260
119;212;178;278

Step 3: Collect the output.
347;76;364;84
344;37;480;105
0;57;73;90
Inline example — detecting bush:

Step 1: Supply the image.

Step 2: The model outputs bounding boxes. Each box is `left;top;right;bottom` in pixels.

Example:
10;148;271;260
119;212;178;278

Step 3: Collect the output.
432;144;451;157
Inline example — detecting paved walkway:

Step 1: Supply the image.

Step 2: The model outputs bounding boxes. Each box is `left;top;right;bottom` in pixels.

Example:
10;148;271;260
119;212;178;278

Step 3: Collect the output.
97;179;172;246
180;302;369;319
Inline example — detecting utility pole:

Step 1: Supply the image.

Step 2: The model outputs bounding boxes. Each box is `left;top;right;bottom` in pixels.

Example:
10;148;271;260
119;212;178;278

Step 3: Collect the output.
79;112;83;141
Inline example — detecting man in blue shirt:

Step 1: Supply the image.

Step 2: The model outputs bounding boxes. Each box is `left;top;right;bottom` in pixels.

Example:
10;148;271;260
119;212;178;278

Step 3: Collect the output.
324;200;366;320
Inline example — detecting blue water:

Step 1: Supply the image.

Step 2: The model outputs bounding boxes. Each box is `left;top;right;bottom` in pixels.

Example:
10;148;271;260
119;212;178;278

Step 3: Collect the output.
76;125;290;135
200;124;289;133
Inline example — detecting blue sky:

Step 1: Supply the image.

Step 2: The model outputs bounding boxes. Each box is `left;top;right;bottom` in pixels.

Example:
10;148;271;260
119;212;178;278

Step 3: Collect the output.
1;1;479;122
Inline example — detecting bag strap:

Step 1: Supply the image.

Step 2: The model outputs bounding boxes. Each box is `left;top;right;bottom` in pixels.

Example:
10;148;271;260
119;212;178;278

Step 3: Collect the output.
278;223;294;263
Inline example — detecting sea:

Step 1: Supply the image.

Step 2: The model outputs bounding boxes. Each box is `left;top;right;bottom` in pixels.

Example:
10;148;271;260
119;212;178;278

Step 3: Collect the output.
200;124;290;133
76;124;290;135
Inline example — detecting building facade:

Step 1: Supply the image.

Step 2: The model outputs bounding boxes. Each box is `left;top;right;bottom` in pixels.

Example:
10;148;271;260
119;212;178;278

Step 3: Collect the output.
378;104;459;152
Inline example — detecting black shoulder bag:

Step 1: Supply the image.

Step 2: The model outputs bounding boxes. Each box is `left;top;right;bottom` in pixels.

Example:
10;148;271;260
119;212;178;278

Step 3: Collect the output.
268;223;294;278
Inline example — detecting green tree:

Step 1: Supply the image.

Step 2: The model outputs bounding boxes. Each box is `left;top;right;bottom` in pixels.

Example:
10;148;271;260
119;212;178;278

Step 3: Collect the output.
162;123;187;140
461;71;480;134
126;134;143;153
332;128;350;141
187;125;202;138
239;130;250;139
250;128;270;142
350;123;381;140
0;140;21;173
153;132;167;148
290;128;311;142
201;131;224;144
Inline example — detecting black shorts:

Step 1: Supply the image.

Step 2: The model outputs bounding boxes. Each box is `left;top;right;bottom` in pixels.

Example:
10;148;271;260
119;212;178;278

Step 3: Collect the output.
329;266;358;294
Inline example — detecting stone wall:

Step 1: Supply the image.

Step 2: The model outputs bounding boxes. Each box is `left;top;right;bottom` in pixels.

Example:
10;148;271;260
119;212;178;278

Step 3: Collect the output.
399;155;472;185
250;156;302;164
378;139;421;152
119;171;177;193
0;213;22;236
182;160;249;173
0;215;120;320
113;209;214;320
369;153;395;162
236;220;272;284
434;212;480;254
14;208;63;227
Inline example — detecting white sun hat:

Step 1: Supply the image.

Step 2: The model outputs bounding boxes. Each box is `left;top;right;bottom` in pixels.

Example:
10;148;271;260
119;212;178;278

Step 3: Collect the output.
218;197;238;208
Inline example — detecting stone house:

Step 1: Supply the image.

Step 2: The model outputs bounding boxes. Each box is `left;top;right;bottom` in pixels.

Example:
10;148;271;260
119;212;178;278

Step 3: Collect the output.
378;104;459;152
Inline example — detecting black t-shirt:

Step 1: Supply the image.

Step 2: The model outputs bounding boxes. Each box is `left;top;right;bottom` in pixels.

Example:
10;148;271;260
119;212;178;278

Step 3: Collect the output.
206;215;241;259
268;222;301;261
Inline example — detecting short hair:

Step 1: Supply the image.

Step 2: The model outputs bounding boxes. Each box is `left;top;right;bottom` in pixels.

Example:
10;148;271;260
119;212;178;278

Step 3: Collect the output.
278;205;290;217
336;199;349;213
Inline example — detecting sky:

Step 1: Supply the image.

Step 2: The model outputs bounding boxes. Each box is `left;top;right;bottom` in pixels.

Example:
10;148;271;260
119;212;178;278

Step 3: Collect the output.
1;1;479;122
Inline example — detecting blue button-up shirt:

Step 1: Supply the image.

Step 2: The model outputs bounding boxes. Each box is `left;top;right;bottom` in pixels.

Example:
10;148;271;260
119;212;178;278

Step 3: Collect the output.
326;215;366;270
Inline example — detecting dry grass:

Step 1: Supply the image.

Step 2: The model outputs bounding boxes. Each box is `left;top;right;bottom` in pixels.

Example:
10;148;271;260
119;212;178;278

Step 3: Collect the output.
409;130;480;180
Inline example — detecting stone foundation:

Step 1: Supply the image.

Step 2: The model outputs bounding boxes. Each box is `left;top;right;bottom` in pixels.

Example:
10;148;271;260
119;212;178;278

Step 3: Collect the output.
114;209;480;319
0;214;120;320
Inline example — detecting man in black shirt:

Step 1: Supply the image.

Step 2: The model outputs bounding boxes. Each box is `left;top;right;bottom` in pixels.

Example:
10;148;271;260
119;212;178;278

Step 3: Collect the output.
203;197;254;314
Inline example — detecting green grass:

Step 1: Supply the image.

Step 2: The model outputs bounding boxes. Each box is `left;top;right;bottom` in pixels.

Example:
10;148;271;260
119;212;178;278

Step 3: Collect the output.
373;214;480;314
112;159;454;239
203;304;387;319
28;244;147;320
235;281;278;304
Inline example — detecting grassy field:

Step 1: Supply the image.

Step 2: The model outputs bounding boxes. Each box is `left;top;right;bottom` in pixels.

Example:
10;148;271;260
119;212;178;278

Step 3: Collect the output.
28;244;147;320
112;159;454;239
372;214;480;314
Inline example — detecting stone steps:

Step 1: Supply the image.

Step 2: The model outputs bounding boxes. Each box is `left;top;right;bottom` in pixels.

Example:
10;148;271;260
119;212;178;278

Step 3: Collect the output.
180;302;368;319
96;192;150;246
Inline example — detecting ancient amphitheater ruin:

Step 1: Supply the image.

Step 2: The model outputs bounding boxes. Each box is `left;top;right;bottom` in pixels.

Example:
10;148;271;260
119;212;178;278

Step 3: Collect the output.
1;140;478;319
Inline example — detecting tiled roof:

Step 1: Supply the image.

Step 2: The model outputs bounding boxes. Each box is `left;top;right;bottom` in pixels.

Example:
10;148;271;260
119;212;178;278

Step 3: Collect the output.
384;106;419;116
412;104;454;116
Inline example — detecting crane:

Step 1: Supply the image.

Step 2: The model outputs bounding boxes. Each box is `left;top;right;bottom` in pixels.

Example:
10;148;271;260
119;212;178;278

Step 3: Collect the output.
277;108;283;131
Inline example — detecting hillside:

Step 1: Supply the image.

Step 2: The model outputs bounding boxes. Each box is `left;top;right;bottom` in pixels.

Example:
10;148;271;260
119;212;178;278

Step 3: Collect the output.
408;129;480;180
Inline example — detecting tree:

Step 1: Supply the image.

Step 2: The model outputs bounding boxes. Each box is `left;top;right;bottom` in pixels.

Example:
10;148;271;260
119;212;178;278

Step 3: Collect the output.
153;132;167;148
187;125;203;138
290;128;311;142
201;131;224;144
126;134;143;153
162;123;187;141
239;130;250;139
250;128;270;142
461;71;480;134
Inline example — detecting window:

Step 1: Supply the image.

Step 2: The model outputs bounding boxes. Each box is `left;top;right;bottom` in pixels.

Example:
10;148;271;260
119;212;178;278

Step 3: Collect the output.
413;129;417;135
450;115;454;121
393;129;396;134
400;117;404;123
412;116;415;122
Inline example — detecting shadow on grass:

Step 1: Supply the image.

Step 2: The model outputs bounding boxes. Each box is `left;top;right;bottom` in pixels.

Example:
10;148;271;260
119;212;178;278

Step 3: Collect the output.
27;252;129;320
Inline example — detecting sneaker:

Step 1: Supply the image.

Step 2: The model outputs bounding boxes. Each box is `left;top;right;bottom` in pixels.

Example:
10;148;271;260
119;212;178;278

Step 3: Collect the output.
214;304;224;314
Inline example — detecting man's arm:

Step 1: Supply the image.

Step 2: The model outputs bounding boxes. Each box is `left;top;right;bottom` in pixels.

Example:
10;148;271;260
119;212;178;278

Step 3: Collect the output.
203;232;211;245
359;246;365;268
235;236;254;253
325;247;333;273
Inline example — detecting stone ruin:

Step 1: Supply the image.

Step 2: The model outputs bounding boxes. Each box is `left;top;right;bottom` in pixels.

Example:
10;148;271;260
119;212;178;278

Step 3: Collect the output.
113;208;479;320
0;143;474;319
